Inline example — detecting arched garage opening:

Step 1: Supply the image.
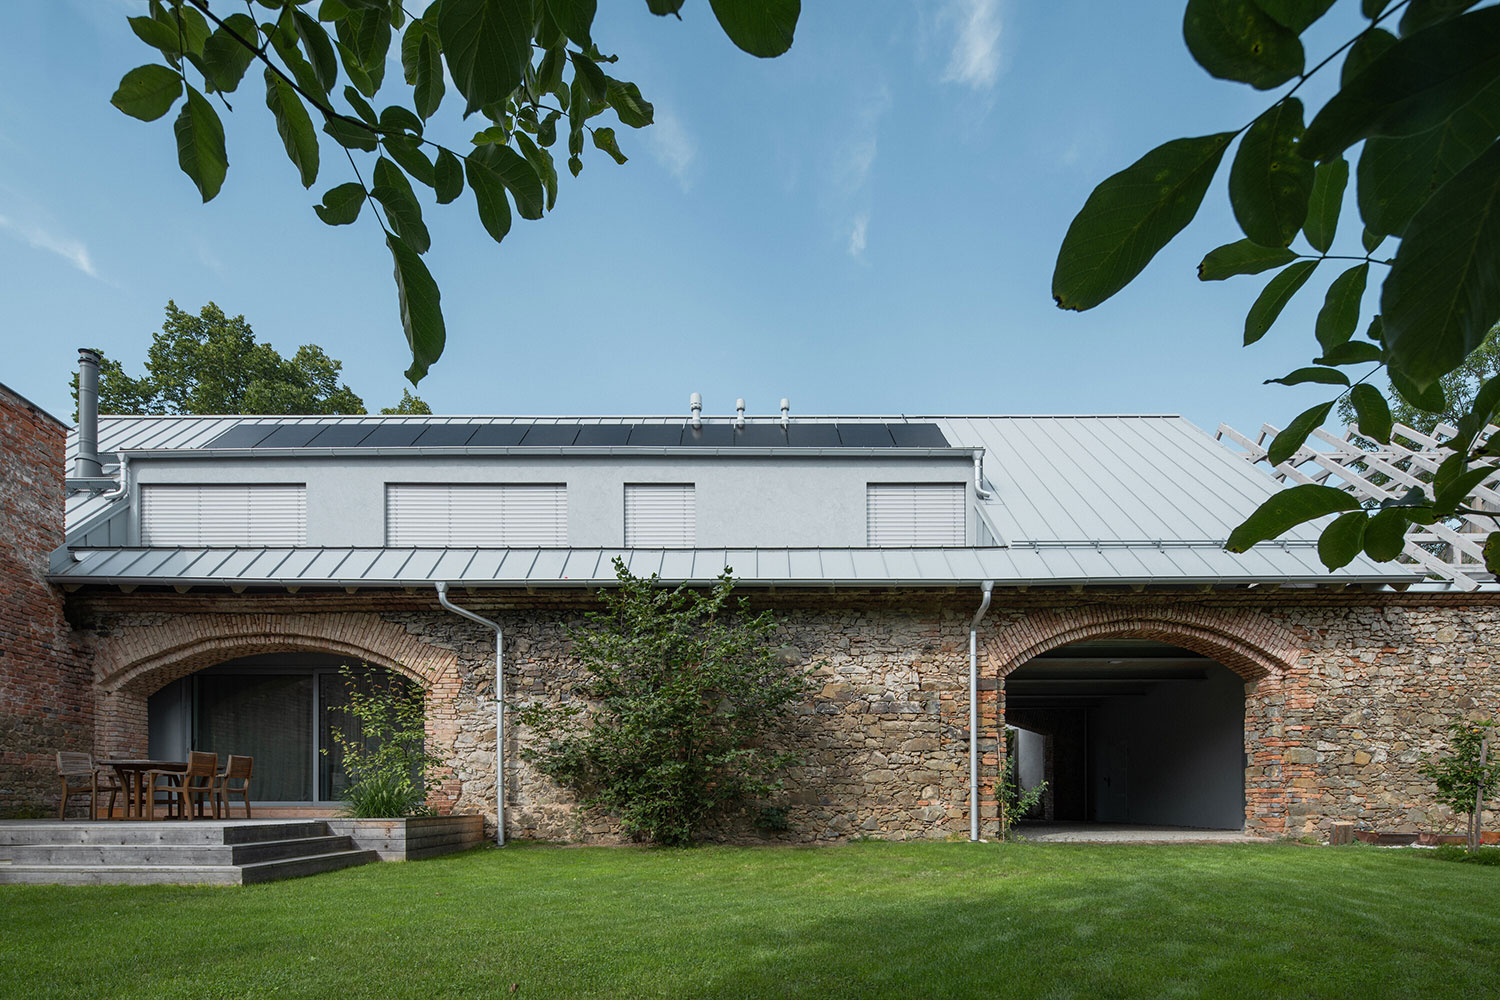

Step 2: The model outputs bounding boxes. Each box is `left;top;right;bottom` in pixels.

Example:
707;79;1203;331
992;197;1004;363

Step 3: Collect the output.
1004;639;1246;830
148;653;419;806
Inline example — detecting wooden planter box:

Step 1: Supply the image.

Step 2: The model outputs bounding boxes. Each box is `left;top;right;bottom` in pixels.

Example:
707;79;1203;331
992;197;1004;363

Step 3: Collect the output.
1416;831;1500;846
325;815;485;861
1352;830;1419;846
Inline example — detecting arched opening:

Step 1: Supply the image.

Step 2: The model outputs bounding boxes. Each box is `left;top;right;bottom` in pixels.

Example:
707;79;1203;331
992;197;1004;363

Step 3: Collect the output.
1003;639;1246;831
147;653;420;806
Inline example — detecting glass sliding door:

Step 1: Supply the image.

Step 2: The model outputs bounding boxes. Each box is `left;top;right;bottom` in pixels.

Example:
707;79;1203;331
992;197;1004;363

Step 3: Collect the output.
194;673;315;802
148;654;424;805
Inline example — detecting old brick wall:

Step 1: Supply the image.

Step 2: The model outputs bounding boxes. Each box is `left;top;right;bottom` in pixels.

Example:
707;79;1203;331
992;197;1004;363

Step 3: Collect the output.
0;384;90;817
67;588;1500;842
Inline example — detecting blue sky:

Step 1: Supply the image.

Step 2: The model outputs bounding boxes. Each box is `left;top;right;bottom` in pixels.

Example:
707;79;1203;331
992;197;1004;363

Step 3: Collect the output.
3;1;1376;432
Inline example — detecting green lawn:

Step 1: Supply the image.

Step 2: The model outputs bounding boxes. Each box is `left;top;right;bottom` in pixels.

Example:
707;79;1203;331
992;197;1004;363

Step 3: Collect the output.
2;842;1496;999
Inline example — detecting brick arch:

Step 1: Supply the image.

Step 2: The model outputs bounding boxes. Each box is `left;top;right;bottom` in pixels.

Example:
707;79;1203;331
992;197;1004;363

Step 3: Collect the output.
90;613;463;811
982;604;1302;681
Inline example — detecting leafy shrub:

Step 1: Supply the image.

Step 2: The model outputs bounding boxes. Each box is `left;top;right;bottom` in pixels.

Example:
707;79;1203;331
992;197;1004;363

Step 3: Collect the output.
325;664;439;818
1000;728;1047;840
517;559;815;846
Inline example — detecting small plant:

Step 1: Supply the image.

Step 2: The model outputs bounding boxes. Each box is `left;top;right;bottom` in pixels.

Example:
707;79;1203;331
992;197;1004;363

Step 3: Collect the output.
325;664;439;818
517;559;816;847
999;728;1047;841
1420;719;1498;855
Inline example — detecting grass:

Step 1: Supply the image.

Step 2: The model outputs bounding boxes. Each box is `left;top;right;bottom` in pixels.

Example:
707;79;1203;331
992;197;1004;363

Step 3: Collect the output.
2;841;1497;999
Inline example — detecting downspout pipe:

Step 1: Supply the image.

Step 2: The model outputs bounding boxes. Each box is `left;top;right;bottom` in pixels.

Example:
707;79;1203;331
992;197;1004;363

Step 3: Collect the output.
435;583;506;847
970;580;994;841
972;450;994;501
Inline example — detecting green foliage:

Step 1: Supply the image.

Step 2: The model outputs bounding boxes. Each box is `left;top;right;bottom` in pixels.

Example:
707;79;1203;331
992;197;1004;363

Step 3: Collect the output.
1420;719;1498;853
381;388;434;415
324;664;439;818
1056;0;1500;577
999;729;1046;840
116;0;800;384
73;301;368;417
516;559;815;846
1430;844;1500;865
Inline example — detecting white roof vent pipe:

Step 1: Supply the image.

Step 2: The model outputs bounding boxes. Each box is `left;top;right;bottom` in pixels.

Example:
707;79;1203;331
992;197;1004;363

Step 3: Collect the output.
735;398;746;430
780;398;790;428
689;392;702;430
75;348;103;479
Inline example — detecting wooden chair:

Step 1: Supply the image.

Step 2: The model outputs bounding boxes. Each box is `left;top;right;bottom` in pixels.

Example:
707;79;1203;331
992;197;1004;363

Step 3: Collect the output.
56;752;121;820
144;751;218;820
214;755;254;819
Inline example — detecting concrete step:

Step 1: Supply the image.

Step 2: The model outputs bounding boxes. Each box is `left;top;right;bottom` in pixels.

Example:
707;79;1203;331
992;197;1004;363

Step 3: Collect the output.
0;835;357;867
0;863;243;886
0;821;330;847
238;849;378;885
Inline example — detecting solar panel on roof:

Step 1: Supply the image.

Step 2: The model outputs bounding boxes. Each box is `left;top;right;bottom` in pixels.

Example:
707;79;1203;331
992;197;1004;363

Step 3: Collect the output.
205;424;279;448
357;424;426;447
201;419;953;451
734;424;790;446
890;423;949;447
468;424;528;446
306;424;376;447
835;423;896;447
626;425;683;446
786;423;842;447
519;424;582;446
681;424;735;446
413;424;478;447
575;425;632;445
257;424;333;448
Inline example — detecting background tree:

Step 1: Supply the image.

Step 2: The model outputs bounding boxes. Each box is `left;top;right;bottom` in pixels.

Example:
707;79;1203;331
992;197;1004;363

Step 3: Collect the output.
516;560;814;846
74;299;406;416
1338;325;1500;438
114;1;799;384
381;388;434;415
1052;0;1500;578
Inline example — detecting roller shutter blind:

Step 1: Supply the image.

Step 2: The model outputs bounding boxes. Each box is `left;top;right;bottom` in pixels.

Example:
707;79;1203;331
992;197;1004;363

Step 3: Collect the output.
624;484;695;547
866;483;966;546
139;484;307;546
385;484;567;546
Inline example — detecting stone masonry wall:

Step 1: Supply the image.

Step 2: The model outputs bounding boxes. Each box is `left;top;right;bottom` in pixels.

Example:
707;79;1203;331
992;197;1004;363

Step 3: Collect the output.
0;384;90;817
65;588;1500;842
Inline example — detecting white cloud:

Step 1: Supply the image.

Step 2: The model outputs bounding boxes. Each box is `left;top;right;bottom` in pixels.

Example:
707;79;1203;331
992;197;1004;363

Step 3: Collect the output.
939;0;1004;91
0;213;100;279
649;111;697;191
848;211;870;258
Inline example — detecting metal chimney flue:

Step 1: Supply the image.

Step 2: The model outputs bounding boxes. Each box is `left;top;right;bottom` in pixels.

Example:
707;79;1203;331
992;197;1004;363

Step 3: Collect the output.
75;348;102;478
689;392;702;430
780;398;790;428
735;398;746;430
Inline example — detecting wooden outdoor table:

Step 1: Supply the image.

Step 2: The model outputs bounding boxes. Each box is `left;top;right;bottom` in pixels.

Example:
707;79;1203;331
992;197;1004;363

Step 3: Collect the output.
101;760;185;819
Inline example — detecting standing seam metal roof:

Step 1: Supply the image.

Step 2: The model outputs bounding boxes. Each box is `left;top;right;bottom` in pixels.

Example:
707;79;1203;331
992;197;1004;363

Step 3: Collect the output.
58;413;1420;587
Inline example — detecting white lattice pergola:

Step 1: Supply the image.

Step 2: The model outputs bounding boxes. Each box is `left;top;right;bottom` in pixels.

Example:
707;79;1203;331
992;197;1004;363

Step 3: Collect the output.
1216;421;1500;591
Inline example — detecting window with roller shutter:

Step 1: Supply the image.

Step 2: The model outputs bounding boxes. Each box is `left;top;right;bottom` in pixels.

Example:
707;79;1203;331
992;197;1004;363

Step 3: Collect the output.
865;483;966;546
139;484;307;546
624;484;695;547
385;483;567;546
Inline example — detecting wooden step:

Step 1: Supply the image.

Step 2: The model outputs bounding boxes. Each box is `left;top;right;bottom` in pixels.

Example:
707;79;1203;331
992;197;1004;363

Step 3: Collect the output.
1;835;357;867
237;849;378;884
0;864;243;886
0;821;330;848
